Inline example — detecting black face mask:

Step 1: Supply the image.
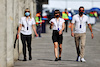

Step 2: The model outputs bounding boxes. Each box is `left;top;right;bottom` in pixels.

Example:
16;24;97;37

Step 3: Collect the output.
79;12;83;16
55;15;59;18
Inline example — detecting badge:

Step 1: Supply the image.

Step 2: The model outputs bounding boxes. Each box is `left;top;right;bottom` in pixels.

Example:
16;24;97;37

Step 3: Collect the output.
80;25;82;28
27;27;28;30
58;28;60;31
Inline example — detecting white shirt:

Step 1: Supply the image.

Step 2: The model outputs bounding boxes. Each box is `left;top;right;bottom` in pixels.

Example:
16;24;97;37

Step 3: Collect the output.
49;18;65;30
72;14;90;33
19;17;35;35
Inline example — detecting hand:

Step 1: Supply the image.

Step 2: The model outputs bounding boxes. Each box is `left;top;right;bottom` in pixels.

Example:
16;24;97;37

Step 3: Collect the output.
22;24;24;27
59;30;62;35
71;32;74;37
17;34;19;39
51;22;54;26
35;33;38;37
91;33;94;39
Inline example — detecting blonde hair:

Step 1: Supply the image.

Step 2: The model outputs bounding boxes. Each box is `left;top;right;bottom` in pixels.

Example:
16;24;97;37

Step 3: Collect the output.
24;8;31;18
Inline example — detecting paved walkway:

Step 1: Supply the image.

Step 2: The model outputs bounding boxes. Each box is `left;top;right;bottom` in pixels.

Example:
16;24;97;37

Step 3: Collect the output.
14;23;100;67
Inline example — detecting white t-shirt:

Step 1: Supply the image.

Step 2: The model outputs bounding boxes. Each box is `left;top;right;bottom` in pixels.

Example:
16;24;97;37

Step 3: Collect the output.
19;17;35;35
72;14;90;33
49;18;65;30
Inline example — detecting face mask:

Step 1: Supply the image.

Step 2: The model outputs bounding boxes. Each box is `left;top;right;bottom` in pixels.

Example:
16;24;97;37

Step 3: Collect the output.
56;15;59;18
25;12;30;16
79;12;83;16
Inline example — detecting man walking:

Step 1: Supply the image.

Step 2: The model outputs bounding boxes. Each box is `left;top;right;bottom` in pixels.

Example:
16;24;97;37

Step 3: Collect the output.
35;12;42;37
71;6;94;62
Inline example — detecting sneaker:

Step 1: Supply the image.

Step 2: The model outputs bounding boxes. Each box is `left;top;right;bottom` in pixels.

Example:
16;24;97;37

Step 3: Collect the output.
55;58;58;61
76;56;81;62
58;57;61;61
81;58;86;62
35;37;39;39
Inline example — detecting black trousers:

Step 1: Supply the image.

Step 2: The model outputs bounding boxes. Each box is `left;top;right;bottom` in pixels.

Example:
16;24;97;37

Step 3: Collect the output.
65;20;68;32
20;33;32;58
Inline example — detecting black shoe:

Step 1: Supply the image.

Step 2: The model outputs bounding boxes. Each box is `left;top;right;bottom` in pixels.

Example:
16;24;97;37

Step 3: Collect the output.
23;58;27;61
29;57;32;60
58;57;61;60
55;58;58;61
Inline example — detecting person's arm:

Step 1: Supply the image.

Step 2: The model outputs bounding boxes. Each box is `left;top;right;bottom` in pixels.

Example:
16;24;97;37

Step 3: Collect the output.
71;15;75;37
88;24;94;39
50;22;54;29
17;24;22;39
59;22;65;35
67;12;69;16
71;23;74;37
32;25;38;37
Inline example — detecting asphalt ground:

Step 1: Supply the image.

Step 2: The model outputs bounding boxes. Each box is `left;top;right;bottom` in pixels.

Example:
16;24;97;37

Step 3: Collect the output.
14;23;100;67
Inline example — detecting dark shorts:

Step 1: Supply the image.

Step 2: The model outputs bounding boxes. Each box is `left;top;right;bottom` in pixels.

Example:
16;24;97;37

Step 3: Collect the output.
52;30;63;44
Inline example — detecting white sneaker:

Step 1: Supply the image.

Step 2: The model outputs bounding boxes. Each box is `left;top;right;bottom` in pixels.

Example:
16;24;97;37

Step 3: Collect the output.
76;56;81;62
81;58;86;62
35;37;39;39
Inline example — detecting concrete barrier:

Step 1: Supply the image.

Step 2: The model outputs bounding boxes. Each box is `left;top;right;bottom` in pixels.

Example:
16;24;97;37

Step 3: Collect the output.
0;0;7;67
0;0;36;67
13;0;19;61
7;0;14;66
18;0;25;55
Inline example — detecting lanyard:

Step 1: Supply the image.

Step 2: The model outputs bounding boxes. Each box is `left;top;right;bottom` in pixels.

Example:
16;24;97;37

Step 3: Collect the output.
79;16;83;28
26;18;30;30
79;16;83;25
56;18;60;31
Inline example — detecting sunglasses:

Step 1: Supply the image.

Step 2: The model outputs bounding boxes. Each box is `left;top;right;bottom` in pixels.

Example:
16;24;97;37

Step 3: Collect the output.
79;10;84;12
55;13;59;14
25;11;30;13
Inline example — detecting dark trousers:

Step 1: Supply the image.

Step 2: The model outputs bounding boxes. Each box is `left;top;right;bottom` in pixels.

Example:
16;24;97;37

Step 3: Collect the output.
20;33;32;58
37;25;42;37
65;20;68;32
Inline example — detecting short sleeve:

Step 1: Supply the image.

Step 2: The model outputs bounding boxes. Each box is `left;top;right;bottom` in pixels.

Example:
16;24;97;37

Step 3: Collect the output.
86;16;90;24
62;18;65;23
32;18;36;25
49;19;53;24
19;18;22;24
72;16;76;23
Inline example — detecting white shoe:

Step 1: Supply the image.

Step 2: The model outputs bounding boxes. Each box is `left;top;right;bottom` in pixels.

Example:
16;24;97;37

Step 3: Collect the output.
76;56;81;62
35;37;39;39
81;58;86;62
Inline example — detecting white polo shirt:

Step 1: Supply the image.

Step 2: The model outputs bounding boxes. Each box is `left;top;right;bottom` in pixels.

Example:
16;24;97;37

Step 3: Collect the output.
72;14;90;33
19;17;36;35
49;18;65;30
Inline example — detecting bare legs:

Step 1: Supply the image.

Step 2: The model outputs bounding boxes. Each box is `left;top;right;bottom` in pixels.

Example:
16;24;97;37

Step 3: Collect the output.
54;42;62;60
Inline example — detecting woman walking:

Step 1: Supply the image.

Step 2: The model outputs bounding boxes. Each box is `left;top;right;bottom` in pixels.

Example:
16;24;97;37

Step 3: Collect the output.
17;8;38;61
49;10;65;61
